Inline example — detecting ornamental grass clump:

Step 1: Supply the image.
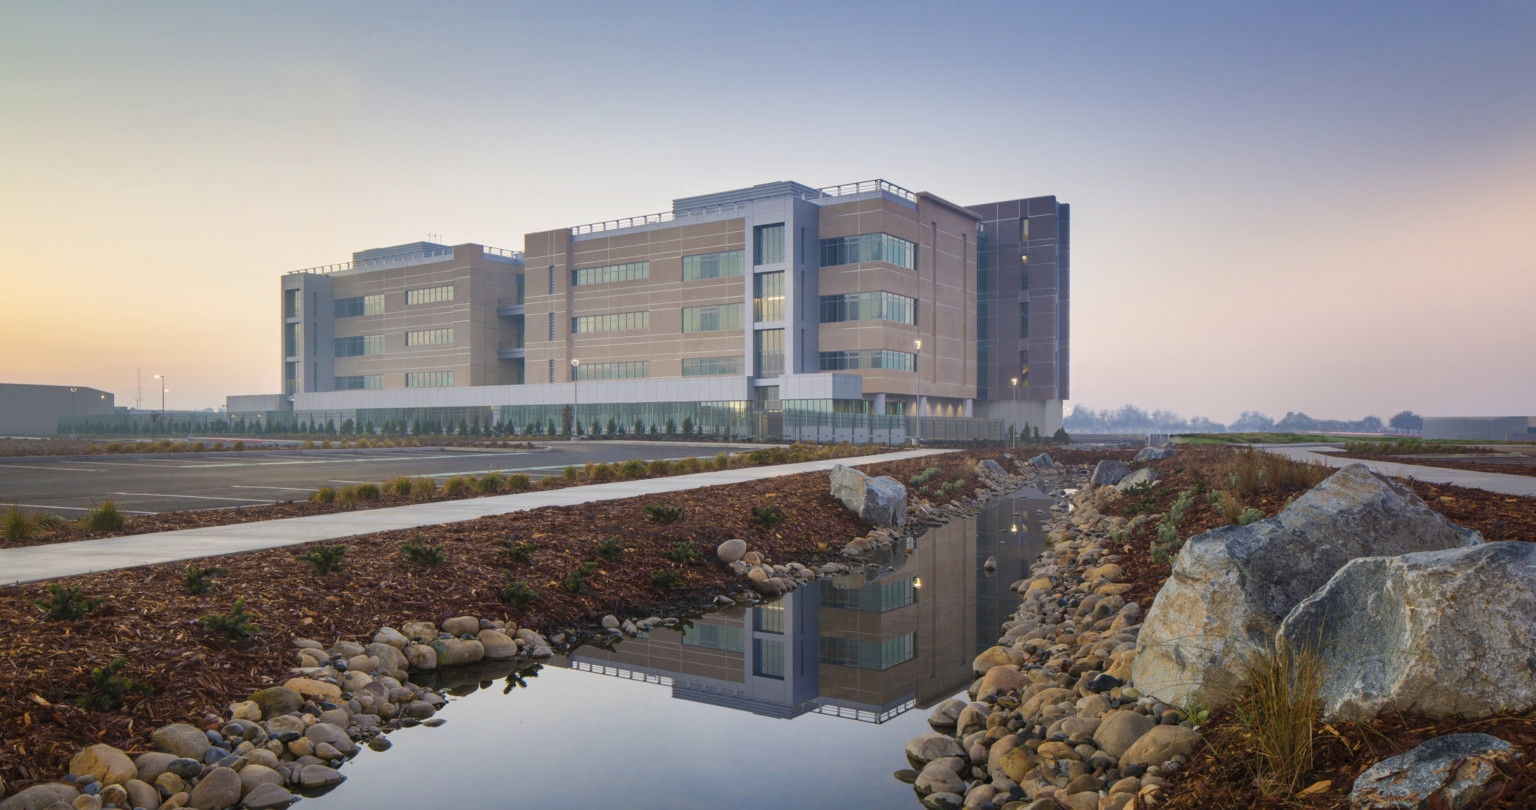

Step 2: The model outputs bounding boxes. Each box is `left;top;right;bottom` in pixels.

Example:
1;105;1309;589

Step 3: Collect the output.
4;506;31;540
504;472;532;491
618;460;647;479
311;486;337;504
476;471;507;493
410;476;438;500
82;499;128;532
353;482;381;502
1216;642;1328;797
201;598;260;638
441;476;474;496
386;476;413;497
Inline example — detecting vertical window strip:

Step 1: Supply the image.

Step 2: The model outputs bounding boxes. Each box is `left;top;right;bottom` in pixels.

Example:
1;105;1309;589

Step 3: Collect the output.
753;271;784;322
754;224;785;266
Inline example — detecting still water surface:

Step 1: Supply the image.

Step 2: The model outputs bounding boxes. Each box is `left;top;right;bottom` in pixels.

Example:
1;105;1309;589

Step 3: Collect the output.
303;488;1052;810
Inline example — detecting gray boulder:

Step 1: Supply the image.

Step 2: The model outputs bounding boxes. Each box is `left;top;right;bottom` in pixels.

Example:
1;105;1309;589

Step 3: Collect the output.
716;538;747;564
0;784;78;810
1088;460;1131;489
979;459;1006;478
1280;541;1536;719
1114;467;1159;491
829;465;906;529
1350;733;1520;809
1133;464;1482;710
1135;446;1176;462
1026;453;1054;469
150;723;211;760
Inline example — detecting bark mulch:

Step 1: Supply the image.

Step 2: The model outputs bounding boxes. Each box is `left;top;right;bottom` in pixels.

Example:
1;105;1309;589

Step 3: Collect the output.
1339;453;1536;479
1092;446;1536;808
0;449;1018;792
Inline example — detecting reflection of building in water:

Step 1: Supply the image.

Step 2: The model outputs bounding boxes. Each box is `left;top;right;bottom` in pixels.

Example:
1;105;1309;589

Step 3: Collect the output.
569;491;1050;722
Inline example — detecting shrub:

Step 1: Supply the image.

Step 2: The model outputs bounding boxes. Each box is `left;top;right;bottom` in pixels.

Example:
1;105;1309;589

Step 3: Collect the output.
76;657;152;711
411;477;438;500
386;476;413;497
562;561;599;593
679;456;703;474
1238;507;1266;526
311;487;337;505
590;463;615;481
540;475;563;488
596;537;624;562
645;504;685;524
233;440;246;451
353;482;381;502
909;467;942;486
503;540;538;563
302;439;316;449
402;535;445;565
477;472;507;493
4;506;31;540
618;459;647;479
646;459;671;476
581;462;596;479
561;465;578;481
663;539;700;564
184;564;228;594
651;569;685;590
35;584;104;620
500;575;539;608
295;544;347;575
1150;521;1182;564
1166;489;1196;527
504;473;532;491
335;486;359;508
443;476;474;496
83;499;128;532
34;513;66;531
715;452;730;470
201;598;260;638
1218;642;1327;796
747;449;771;465
750;504;785;530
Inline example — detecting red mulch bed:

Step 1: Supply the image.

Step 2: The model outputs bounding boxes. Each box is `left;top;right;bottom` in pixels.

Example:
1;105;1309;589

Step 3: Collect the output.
1339;454;1536;479
1095;446;1536;808
0;448;1039;791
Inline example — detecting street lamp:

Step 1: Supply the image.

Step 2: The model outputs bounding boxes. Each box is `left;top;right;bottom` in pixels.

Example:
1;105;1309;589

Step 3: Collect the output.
69;387;78;439
570;358;580;438
913;339;922;445
1011;377;1019;448
153;374;166;441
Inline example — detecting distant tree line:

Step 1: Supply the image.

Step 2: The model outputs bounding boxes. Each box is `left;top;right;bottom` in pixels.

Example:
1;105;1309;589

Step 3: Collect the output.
1064;405;1423;435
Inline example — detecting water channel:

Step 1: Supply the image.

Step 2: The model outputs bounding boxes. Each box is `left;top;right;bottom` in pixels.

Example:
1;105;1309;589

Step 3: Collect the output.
302;487;1054;809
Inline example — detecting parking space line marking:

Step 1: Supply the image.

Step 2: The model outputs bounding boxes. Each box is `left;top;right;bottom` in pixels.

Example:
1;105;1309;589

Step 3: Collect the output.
230;485;321;492
0;502;156;515
111;492;276;503
0;464;105;472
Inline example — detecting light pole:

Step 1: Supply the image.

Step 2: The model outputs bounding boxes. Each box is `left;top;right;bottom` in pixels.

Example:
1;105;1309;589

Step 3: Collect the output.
913;339;922;445
1011;377;1019;448
153;374;166;441
69;387;78;439
570;358;580;438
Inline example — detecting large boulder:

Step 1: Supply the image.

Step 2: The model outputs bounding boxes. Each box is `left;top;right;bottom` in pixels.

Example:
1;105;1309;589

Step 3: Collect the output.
1133;464;1482;709
68;744;136;786
1114;467;1158;491
1350;733;1520;809
1279;541;1536;719
1089;460;1131;489
829;465;906;529
1134;446;1176;462
1027;453;1054;469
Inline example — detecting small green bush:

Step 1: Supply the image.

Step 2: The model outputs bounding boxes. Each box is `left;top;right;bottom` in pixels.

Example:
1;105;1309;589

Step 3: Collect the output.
562;561;599;593
503;540;538;563
500;575;539;608
295;543;347;575
443;476;474;496
645;504;685;525
504;473;532;491
561;465;578;481
646;459;671;476
184;564;228;594
909;467;942;486
335;486;359;507
596;537;624;562
663;540;700;564
1150;521;1182;564
402;535;445;565
310;486;336;504
35;584;104;620
353;482;381;502
83;500;128;532
477;472;507;493
714;452;730;469
750;505;785;530
385;476;413;496
201;597;260;638
411;476;438;500
1238;507;1266;526
590;463;615;481
651;569;685;590
76;657;153;711
618;459;647;479
1167;490;1196;527
4;507;31;540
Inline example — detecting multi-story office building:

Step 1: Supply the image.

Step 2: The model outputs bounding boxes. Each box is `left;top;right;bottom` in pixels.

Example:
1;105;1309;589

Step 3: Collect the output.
267;179;1068;440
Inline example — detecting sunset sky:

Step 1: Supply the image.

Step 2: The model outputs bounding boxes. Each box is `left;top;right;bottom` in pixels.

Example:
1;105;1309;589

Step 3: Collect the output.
2;1;1533;422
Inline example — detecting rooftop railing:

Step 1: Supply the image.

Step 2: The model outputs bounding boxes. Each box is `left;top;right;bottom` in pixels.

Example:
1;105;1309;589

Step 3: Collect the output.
569;179;921;236
287;244;523;275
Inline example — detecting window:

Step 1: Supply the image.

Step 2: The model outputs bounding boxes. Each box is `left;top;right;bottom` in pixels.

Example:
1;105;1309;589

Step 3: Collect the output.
754;223;784;265
405;285;454;305
283;361;297;395
818;632;915;671
818;291;916;324
754;329;784;377
575;361;648;380
283;323;300;357
572;261;648;286
753;602;785;634
754;271;784;322
548;312;555;341
514;275;525;305
1021;218;1030;243
681;355;745;376
283;289;300;318
333;375;383;390
334;335;384;357
681;622;744;652
818;349;917;372
572;310;648;333
548;359;555;382
682;250;744;281
333;295;384;318
819;233;915;270
820;577;915;612
1021;303;1030;338
548;266;555;295
1019;350;1030;387
405;328;454;346
405;371;454;388
681;303;743;333
753;638;785;679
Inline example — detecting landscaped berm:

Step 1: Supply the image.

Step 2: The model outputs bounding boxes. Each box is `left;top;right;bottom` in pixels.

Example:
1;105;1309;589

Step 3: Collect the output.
905;445;1536;810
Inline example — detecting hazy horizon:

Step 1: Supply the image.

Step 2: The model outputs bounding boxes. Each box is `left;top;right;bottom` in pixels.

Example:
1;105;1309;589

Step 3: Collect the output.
3;1;1533;421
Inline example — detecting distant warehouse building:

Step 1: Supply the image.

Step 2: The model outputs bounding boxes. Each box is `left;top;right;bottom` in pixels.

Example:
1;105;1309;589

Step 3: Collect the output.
1423;416;1536;442
0;383;115;434
248;179;1071;442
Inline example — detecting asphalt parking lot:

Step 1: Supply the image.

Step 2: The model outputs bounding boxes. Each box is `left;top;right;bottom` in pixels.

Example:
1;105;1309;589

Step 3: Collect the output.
0;441;760;516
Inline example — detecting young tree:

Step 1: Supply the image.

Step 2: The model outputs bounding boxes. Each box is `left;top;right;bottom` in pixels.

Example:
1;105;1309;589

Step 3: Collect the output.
1389;410;1423;431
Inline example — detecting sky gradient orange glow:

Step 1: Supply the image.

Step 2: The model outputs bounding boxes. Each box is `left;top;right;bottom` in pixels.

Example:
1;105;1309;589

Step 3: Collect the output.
2;1;1533;422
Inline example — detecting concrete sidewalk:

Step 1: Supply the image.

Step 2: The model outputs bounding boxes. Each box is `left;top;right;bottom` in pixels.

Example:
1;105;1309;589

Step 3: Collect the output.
0;449;948;586
1263;444;1536;498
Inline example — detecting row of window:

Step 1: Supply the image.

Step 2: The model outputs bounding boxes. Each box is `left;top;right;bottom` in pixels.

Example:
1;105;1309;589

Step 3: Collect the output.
818;291;916;325
334;294;384;318
681;355;745;377
334;335;386;357
405;371;454;388
820;233;916;270
819;577;917;612
572;261;648;287
405;328;454;346
405;285;454;305
682;303;743;333
572;311;649;333
333;375;383;390
575;361;648;381
682;250;744;281
818;632;916;671
819;349;917;372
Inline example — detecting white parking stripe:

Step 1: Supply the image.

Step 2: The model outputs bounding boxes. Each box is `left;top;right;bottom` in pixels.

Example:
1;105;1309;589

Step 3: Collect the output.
111;492;275;503
0;464;105;472
230;485;321;492
0;502;156;515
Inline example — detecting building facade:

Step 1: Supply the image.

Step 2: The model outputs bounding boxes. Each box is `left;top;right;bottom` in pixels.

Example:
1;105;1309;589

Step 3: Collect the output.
0;383;115;434
261;180;1068;440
